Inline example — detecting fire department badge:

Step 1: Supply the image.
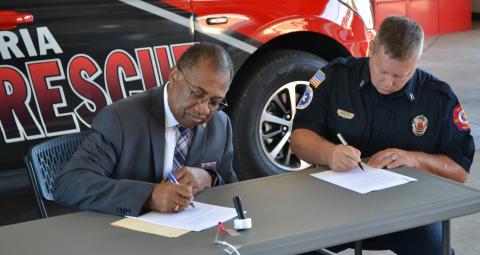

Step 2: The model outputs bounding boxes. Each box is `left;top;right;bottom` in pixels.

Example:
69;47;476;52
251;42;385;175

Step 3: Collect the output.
297;85;314;109
412;115;428;136
453;104;470;131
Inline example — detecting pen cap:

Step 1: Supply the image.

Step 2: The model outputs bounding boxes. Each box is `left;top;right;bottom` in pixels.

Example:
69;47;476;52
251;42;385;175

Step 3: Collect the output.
233;196;246;219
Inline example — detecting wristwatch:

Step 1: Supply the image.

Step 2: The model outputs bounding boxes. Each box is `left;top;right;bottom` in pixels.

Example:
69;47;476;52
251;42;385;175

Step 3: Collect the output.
205;168;219;186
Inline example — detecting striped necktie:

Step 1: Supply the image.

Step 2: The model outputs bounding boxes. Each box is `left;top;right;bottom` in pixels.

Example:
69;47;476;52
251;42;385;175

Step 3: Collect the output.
172;125;190;172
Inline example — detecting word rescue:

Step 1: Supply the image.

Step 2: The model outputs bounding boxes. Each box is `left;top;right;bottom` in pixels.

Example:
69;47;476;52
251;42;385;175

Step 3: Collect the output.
0;26;193;143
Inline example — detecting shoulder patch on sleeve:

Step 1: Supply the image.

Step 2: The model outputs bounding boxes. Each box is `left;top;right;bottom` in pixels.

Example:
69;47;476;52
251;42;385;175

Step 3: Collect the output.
453;104;471;131
309;69;325;88
297;85;314;109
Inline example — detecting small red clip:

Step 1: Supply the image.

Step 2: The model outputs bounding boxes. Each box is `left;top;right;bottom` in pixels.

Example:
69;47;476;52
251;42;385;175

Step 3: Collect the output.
217;221;228;234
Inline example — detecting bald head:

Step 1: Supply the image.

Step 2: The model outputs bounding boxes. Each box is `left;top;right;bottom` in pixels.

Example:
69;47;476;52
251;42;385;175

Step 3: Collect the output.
176;42;234;84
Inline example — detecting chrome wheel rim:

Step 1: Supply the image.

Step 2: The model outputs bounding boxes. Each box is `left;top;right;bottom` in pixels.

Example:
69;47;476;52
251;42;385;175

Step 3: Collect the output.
259;81;312;171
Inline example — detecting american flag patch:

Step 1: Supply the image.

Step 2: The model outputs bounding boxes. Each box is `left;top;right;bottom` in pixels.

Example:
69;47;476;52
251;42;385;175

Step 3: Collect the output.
309;69;326;88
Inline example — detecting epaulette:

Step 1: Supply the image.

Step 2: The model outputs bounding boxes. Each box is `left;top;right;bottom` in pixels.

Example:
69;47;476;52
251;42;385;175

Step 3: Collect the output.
323;57;352;70
310;57;353;88
428;79;456;101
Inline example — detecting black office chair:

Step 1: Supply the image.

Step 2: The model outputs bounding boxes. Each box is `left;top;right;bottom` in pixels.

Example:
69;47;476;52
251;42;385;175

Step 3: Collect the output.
24;131;91;218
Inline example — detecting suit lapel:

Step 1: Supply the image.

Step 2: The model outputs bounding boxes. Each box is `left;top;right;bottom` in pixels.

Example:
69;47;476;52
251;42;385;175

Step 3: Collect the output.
186;124;206;166
149;86;166;182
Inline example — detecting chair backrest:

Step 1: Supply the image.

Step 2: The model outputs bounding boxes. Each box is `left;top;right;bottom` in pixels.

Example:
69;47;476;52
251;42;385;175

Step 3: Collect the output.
24;131;91;217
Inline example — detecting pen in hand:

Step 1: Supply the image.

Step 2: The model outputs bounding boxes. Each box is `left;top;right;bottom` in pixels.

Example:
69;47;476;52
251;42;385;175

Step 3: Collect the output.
336;133;365;171
167;172;196;209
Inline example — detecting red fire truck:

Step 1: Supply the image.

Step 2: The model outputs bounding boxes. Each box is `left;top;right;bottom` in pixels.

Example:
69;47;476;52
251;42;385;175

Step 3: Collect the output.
0;0;373;185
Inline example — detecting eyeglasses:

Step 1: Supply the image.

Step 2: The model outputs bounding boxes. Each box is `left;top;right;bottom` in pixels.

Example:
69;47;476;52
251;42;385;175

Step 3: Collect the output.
177;65;229;111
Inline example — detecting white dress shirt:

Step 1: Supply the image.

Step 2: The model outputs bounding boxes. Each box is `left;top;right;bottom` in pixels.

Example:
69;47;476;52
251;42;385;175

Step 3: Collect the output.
162;83;190;179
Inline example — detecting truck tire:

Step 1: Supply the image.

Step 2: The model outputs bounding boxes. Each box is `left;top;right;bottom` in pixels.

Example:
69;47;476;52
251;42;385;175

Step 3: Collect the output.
230;50;327;180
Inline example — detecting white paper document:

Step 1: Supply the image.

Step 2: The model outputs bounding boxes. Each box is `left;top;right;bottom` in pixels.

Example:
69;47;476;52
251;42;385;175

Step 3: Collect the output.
128;201;237;232
311;167;417;194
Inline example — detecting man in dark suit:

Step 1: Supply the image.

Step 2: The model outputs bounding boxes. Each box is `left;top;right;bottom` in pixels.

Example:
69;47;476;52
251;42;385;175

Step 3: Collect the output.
54;42;238;216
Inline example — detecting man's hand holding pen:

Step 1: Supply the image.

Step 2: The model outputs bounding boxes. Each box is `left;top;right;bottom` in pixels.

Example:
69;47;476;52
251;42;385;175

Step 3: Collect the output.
144;166;213;213
146;181;193;213
331;133;366;172
328;143;363;171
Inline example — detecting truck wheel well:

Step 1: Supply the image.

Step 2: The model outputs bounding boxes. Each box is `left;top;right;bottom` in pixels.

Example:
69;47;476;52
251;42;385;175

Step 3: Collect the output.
226;31;350;113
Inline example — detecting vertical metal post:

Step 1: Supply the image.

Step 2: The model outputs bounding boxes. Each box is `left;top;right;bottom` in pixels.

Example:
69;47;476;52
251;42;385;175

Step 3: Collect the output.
354;240;362;255
442;220;451;255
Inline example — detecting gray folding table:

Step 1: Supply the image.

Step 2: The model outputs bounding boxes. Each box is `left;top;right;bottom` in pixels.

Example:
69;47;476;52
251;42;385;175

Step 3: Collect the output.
1;167;480;255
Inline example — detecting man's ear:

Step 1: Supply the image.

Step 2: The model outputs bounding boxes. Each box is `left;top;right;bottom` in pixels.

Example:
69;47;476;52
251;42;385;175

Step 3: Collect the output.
368;40;375;57
169;66;179;83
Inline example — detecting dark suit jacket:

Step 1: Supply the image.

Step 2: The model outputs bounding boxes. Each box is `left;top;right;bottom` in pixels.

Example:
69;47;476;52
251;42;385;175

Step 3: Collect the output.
53;86;237;216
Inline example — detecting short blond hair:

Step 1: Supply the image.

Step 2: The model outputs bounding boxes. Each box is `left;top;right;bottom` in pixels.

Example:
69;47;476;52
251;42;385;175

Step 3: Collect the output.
373;16;424;60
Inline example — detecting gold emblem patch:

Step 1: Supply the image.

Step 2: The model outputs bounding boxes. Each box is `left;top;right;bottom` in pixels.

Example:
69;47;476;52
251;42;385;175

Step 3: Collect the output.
337;109;355;120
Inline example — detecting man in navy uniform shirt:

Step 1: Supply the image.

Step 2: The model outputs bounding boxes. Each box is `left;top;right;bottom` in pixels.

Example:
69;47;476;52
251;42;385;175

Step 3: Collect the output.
291;16;474;254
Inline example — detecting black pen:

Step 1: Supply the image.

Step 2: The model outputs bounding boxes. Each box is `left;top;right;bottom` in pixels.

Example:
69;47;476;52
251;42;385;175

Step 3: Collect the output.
336;133;365;171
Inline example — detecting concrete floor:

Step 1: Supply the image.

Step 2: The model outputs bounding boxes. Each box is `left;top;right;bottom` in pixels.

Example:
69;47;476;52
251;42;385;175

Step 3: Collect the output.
340;22;480;255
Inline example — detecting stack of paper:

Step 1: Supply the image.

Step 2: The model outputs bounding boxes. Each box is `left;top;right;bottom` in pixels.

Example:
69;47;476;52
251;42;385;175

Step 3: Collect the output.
111;201;237;237
130;202;237;231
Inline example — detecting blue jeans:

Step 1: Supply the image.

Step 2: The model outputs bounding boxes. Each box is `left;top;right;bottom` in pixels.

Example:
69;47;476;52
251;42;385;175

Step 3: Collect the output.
329;222;447;255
